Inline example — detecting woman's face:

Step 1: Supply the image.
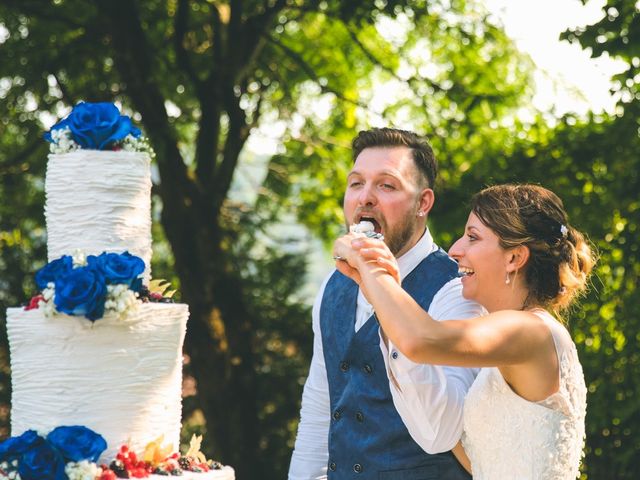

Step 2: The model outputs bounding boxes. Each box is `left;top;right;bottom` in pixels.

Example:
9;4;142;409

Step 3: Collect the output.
448;212;512;312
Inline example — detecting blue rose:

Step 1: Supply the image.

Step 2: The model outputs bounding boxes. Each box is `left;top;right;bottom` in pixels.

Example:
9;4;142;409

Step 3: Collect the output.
47;426;107;463
54;266;107;321
45;102;141;150
35;256;74;290
0;430;44;461
88;251;145;292
18;440;67;480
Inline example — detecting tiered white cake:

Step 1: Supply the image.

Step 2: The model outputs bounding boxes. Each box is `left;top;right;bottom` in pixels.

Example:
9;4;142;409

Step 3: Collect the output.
5;151;234;480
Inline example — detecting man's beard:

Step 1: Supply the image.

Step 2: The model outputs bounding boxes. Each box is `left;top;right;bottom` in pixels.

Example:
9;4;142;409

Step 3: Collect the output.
384;214;421;255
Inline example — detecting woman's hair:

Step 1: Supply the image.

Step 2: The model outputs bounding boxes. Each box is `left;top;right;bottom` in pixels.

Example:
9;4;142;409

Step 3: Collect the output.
470;184;596;314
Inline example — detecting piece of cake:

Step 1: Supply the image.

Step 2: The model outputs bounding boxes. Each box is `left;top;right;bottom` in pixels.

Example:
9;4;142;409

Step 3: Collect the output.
1;103;234;480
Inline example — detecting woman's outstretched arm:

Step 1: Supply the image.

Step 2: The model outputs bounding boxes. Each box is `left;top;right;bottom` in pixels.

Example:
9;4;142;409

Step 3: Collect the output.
333;235;551;368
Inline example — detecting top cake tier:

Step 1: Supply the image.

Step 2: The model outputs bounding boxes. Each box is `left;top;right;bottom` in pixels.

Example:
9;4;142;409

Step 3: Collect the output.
45;150;153;280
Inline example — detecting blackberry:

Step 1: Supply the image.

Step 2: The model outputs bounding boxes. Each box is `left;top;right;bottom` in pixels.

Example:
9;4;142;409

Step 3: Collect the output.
109;460;129;478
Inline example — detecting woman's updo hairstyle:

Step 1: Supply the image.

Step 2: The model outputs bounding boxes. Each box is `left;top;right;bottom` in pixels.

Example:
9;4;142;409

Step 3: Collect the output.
470;184;596;314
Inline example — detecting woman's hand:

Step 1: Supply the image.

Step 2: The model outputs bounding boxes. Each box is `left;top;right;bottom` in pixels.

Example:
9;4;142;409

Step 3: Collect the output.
332;235;401;287
352;237;401;286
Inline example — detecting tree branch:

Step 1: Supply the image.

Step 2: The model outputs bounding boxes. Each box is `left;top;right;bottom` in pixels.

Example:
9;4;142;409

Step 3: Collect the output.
345;27;445;94
174;0;205;96
265;35;374;111
212;92;250;218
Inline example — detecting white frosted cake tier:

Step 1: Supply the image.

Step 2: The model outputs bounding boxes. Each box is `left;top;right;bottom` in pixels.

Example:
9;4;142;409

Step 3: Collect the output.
44;151;153;281
7;303;188;463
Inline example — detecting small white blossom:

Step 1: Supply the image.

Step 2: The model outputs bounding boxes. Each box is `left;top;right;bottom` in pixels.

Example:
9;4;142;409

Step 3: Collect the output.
49;127;80;154
72;250;88;267
0;459;20;479
120;134;156;159
106;284;139;318
41;286;56;317
65;460;102;480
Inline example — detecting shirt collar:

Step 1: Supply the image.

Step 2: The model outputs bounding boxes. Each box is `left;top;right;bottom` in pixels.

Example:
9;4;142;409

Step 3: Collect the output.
397;227;437;280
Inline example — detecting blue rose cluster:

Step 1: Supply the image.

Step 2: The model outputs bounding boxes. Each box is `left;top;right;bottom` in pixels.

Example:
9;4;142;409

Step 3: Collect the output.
35;251;145;321
0;426;107;480
44;102;141;150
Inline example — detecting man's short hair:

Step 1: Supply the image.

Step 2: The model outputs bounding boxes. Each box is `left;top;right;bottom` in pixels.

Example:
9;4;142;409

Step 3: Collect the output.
351;127;437;189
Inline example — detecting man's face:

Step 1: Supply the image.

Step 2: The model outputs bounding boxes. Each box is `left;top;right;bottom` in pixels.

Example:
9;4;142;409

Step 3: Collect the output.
343;146;431;257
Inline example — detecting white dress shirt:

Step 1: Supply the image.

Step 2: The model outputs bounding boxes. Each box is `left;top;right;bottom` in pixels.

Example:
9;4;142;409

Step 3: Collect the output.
288;229;484;480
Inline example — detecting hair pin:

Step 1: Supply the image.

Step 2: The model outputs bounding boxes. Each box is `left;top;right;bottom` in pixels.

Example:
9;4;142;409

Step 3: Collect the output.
560;224;568;238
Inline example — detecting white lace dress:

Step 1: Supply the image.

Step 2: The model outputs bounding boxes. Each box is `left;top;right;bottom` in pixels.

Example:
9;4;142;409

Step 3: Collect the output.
462;311;587;479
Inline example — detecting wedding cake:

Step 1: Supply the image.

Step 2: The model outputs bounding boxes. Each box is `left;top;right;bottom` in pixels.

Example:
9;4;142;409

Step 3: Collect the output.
2;103;234;480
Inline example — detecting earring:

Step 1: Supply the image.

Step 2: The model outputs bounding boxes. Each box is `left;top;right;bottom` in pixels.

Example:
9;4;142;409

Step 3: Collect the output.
505;272;511;285
417;212;425;217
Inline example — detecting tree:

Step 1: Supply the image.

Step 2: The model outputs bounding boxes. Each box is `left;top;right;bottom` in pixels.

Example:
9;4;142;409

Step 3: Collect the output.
557;2;640;477
0;1;534;477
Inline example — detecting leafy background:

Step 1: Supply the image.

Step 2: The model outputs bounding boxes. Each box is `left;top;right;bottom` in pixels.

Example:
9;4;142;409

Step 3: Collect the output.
0;0;638;478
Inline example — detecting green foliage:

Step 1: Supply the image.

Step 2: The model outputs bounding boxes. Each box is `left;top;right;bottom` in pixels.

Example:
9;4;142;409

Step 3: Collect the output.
1;0;638;477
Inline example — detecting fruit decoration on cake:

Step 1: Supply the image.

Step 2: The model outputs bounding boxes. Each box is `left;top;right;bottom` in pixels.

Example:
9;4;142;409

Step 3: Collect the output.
0;426;226;480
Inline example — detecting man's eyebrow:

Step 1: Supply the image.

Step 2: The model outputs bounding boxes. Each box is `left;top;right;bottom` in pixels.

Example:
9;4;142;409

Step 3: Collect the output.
347;169;402;179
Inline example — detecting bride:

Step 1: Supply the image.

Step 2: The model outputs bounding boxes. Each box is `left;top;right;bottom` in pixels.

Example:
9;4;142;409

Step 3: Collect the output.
333;184;595;479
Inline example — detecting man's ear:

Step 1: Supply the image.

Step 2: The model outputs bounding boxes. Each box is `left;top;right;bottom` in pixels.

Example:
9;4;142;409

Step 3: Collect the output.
418;188;435;217
506;245;530;273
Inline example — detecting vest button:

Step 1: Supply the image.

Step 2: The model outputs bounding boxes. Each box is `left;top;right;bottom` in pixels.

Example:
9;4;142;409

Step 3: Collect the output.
332;410;341;420
329;462;336;471
340;361;349;372
353;463;363;473
391;351;399;359
363;364;373;374
355;411;364;422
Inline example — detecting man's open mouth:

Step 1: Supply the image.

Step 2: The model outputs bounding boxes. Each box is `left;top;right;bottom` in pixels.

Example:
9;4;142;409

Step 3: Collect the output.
357;215;382;234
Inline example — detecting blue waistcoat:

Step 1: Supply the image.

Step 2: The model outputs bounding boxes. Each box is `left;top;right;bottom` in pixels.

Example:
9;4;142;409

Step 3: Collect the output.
320;249;471;480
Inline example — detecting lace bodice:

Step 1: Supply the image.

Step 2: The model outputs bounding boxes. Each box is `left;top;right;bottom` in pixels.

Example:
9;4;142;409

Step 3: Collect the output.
462;311;587;479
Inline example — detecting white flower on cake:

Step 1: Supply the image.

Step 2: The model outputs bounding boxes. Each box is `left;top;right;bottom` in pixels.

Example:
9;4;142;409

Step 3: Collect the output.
44;102;155;158
72;250;88;268
120;134;156;160
40;285;56;317
48;127;81;154
65;460;102;480
28;251;179;322
104;284;140;319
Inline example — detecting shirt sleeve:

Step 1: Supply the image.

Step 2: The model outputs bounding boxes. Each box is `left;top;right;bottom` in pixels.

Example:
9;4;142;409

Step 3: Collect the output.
288;274;332;480
381;276;484;454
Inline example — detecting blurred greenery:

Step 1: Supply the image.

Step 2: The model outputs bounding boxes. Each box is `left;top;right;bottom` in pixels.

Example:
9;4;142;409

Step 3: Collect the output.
0;0;638;478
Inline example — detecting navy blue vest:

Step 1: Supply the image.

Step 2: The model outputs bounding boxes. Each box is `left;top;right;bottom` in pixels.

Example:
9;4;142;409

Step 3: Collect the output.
320;249;470;480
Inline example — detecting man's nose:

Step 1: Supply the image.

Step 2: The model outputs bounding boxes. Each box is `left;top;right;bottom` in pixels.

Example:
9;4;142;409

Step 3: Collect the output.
358;184;377;206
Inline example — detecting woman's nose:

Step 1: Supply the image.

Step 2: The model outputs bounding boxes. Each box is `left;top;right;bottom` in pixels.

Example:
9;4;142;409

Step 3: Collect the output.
448;237;463;259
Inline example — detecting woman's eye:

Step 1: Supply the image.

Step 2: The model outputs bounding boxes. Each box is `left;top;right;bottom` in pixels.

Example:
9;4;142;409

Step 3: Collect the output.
467;234;477;241
381;183;395;190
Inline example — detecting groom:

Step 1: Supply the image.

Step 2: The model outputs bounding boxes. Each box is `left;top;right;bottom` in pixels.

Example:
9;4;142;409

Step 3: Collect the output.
288;128;483;479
